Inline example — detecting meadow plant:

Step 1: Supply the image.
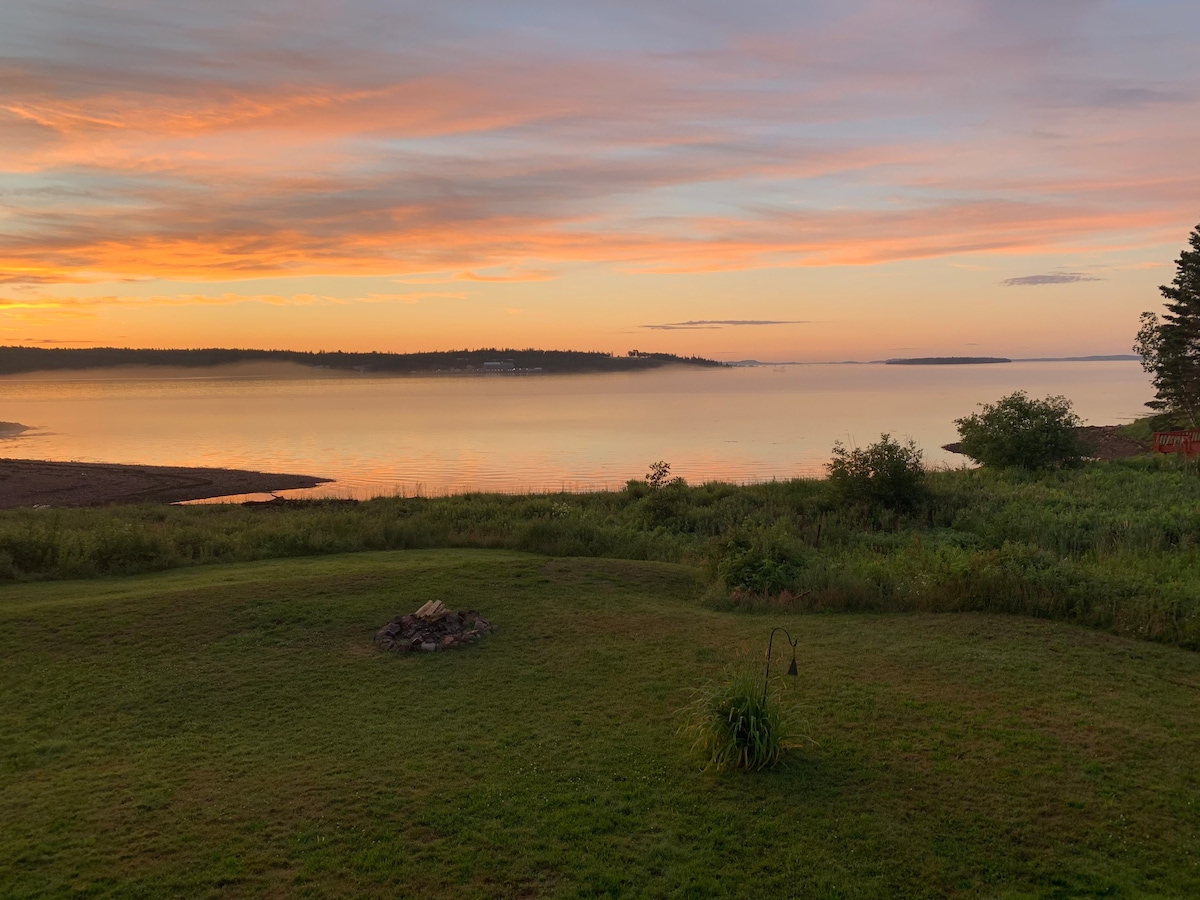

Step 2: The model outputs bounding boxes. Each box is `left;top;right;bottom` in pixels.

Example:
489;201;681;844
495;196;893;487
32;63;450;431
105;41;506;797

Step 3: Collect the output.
645;460;672;490
1;457;1199;648
954;391;1082;469
827;434;927;511
706;527;811;598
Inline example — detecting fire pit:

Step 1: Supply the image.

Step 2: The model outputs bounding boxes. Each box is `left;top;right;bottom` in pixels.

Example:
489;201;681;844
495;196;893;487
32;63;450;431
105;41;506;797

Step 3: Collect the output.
375;600;497;652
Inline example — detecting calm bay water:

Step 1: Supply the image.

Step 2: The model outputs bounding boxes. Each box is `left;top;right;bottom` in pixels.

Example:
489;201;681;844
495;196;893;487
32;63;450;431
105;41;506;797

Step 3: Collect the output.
0;361;1152;499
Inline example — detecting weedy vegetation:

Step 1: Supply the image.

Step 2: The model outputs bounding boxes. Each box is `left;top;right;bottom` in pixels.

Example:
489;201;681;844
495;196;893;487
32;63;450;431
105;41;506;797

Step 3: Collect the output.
953;391;1083;470
1;445;1196;647
827;433;927;511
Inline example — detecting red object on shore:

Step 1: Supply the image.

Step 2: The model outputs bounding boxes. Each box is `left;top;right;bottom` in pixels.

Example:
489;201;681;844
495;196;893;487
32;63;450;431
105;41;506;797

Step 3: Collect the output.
1153;430;1200;457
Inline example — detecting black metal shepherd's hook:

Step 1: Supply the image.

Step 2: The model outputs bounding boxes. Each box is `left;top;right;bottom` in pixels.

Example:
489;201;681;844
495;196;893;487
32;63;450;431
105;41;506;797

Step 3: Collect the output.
763;626;799;702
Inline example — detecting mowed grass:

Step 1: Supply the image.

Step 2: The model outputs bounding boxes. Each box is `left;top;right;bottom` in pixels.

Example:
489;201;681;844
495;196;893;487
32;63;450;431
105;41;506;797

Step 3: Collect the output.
2;550;1200;898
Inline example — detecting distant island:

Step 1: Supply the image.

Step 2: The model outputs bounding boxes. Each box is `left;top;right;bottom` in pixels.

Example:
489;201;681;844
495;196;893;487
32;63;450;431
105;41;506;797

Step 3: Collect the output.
0;347;725;377
885;357;1011;365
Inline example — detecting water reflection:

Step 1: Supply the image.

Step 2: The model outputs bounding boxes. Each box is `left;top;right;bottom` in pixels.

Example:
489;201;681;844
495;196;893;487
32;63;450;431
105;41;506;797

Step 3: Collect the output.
0;362;1152;498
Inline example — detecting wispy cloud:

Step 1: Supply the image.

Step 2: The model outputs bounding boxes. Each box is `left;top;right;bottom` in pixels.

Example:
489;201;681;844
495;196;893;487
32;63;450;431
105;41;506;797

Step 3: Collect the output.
641;319;808;330
359;292;466;304
455;269;557;283
0;0;1196;295
1000;273;1103;286
0;271;93;286
0;291;456;311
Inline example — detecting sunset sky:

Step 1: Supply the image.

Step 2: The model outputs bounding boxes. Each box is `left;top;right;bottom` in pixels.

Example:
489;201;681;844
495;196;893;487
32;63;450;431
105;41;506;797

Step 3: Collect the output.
1;0;1198;361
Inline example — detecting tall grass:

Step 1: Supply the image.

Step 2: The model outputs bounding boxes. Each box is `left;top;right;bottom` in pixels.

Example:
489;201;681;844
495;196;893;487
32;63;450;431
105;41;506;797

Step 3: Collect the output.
1;456;1198;647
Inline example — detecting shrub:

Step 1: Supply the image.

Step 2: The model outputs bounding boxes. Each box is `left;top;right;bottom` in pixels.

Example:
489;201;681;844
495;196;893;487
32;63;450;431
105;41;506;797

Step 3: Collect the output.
89;523;171;574
827;434;926;511
0;529;60;574
638;463;690;528
645;460;672;490
954;391;1082;469
707;528;811;596
679;668;788;771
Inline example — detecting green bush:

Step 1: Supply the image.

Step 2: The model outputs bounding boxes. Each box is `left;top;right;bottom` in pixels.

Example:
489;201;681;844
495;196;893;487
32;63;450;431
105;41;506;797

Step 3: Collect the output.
707;528;811;597
0;460;1199;649
827;434;926;511
680;668;789;771
954;391;1082;469
638;472;691;529
0;529;60;574
89;523;172;574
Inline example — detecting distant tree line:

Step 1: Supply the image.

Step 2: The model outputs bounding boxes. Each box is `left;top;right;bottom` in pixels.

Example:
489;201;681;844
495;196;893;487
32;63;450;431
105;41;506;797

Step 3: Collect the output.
884;357;1011;365
0;346;726;376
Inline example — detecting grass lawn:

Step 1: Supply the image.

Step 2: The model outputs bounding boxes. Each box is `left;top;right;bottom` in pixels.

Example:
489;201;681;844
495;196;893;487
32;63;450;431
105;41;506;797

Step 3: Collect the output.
2;549;1199;897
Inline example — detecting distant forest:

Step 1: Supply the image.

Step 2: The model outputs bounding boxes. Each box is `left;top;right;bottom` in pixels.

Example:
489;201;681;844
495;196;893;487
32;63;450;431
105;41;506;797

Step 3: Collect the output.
885;357;1012;365
0;346;725;376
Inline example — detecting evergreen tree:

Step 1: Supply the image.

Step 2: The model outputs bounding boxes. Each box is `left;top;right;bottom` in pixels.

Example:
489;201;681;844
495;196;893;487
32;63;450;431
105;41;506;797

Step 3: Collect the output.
1135;221;1200;426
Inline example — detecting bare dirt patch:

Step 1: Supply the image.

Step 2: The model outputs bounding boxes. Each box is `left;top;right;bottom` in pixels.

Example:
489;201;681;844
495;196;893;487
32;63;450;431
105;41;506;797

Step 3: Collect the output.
0;458;328;508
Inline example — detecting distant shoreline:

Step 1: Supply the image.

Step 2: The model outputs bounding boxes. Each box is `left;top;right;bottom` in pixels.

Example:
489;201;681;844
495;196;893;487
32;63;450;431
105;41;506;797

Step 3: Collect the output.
0;346;724;379
0;346;1143;378
0;458;329;508
885;356;1010;365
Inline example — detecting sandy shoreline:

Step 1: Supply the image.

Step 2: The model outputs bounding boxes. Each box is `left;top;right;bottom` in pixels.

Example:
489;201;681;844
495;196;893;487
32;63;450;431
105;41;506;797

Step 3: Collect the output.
0;458;330;508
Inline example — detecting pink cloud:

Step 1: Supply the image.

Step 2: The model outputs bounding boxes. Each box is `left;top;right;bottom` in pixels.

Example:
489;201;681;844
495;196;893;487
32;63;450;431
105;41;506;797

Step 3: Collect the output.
0;0;1196;291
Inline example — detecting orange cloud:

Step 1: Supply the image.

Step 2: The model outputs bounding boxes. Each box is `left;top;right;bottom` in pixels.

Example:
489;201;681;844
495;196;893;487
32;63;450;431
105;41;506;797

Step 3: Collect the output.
455;269;557;283
0;193;1189;292
1;1;1197;297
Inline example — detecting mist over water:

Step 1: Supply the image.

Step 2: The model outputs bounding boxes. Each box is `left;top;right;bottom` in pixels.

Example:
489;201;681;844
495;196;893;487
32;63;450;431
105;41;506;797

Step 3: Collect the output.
0;362;1152;499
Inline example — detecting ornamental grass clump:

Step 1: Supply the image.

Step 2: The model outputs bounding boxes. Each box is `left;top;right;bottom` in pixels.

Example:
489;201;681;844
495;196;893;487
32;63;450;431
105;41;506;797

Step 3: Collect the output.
680;668;789;771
